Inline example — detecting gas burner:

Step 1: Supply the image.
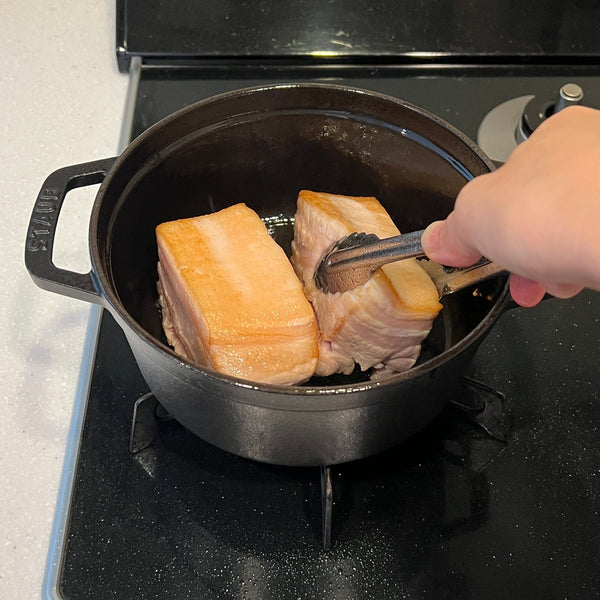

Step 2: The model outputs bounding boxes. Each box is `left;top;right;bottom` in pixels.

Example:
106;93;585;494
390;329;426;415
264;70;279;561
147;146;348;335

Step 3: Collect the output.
477;82;585;163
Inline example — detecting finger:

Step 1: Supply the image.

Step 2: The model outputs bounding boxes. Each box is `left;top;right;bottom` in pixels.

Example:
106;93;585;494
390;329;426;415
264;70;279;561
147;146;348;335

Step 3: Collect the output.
509;275;546;307
542;282;584;299
421;220;483;267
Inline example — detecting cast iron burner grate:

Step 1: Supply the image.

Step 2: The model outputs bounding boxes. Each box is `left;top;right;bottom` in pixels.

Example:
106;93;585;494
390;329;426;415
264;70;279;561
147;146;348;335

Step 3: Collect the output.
129;377;507;550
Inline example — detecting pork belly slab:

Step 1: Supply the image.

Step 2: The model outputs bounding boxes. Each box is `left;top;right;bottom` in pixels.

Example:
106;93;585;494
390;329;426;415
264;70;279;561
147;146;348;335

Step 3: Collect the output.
291;190;443;379
156;203;318;385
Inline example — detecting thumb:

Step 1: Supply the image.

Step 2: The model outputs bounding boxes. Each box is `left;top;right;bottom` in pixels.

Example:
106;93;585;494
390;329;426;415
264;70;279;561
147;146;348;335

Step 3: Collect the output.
421;219;483;267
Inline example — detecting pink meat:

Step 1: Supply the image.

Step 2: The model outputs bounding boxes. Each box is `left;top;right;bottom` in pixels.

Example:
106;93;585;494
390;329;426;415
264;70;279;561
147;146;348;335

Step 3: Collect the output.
291;190;443;379
155;204;319;386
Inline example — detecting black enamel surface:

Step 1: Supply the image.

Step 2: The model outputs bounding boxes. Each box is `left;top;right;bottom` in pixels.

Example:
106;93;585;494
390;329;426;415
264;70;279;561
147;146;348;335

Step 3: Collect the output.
88;82;505;465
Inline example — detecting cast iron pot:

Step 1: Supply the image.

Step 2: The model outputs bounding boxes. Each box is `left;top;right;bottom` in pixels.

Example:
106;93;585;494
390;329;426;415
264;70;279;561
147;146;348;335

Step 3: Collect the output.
25;84;508;466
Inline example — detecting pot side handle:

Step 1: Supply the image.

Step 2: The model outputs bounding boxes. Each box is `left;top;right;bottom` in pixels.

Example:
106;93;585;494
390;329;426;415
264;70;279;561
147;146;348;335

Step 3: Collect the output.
25;158;116;304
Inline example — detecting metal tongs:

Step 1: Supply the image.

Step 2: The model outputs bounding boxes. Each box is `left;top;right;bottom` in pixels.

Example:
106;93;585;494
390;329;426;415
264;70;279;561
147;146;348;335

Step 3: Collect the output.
314;229;506;296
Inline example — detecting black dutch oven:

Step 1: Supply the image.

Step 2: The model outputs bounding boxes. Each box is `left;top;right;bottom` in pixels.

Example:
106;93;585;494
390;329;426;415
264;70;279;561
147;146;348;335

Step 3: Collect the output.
25;84;508;466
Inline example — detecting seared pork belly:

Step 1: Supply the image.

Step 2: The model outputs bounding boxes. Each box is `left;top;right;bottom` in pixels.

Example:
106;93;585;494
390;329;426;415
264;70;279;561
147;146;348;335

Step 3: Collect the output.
291;190;443;379
156;203;318;385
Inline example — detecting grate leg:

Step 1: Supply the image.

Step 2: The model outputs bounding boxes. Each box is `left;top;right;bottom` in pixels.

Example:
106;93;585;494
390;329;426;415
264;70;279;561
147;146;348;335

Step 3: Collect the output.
129;392;171;453
320;465;333;551
450;376;507;442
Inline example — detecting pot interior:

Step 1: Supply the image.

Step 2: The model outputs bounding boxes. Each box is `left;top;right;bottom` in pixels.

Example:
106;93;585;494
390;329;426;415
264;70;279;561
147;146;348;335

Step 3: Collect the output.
96;85;505;387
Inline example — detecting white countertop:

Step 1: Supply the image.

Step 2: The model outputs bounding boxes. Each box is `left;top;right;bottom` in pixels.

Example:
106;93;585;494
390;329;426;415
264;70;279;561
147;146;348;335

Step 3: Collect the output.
2;2;128;597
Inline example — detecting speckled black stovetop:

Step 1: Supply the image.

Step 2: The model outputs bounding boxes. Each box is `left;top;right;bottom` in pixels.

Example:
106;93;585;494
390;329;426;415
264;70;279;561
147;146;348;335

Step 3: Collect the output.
57;291;600;600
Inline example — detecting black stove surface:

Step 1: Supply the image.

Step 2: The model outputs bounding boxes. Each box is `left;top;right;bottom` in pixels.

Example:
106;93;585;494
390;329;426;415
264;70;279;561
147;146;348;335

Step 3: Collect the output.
117;0;600;72
54;67;600;599
130;64;600;142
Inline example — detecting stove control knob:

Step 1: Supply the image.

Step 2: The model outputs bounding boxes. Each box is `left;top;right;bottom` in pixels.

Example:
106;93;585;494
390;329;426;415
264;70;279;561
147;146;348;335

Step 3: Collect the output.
516;82;585;143
553;83;584;113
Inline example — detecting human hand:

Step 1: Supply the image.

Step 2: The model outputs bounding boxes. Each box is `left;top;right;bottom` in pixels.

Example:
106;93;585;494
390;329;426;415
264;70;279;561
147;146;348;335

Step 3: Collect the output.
421;106;600;307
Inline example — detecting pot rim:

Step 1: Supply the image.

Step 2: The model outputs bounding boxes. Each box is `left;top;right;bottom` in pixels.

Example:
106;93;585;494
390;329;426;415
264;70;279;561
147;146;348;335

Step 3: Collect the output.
91;82;508;398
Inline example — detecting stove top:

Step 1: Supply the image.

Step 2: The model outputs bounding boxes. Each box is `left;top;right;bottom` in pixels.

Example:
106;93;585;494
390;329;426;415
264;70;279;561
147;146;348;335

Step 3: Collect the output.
45;63;600;599
116;0;600;71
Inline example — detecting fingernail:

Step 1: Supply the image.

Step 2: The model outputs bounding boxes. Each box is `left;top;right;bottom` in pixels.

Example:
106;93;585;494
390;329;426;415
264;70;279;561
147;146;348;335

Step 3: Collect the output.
421;221;444;254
